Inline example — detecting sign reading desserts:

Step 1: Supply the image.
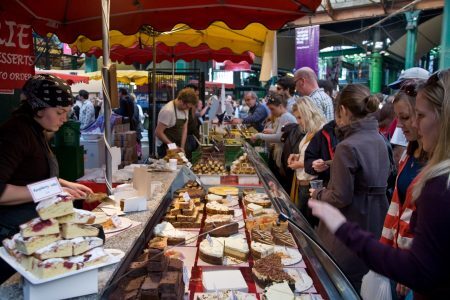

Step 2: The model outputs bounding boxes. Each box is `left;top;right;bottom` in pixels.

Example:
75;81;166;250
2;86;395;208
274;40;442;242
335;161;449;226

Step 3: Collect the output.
27;177;63;203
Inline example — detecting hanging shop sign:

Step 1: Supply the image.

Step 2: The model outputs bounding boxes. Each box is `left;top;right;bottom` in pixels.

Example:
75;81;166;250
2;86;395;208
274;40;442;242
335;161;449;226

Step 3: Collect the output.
0;13;35;94
295;25;320;74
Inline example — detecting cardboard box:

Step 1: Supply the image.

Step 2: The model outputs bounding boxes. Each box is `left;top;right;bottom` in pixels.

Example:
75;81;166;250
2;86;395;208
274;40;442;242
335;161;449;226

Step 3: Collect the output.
114;123;130;133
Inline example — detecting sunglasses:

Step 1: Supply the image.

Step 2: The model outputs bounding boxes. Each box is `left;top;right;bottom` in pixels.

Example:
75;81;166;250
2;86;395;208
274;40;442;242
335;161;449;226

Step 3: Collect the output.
399;82;418;97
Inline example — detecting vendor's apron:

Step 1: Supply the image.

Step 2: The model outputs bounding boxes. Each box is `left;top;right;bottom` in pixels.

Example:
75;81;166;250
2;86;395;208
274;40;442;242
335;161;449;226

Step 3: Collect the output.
0;124;59;283
157;101;187;157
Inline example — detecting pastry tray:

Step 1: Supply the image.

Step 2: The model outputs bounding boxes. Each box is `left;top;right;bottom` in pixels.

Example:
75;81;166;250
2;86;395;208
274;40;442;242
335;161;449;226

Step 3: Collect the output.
0;247;123;285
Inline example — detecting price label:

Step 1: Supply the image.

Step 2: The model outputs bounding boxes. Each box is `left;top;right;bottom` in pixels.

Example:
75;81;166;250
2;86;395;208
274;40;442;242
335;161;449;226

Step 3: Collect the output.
183;192;191;202
195;177;202;186
27;177;63;203
206;234;213;246
167;143;177;150
111;214;122;227
182;266;189;285
226;194;232;202
186;162;192;169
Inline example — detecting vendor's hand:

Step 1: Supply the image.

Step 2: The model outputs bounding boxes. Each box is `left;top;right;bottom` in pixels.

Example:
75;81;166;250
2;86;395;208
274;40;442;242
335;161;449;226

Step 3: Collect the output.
262;128;274;134
62;182;93;199
231;118;242;124
396;283;411;297
312;159;329;173
308;199;346;233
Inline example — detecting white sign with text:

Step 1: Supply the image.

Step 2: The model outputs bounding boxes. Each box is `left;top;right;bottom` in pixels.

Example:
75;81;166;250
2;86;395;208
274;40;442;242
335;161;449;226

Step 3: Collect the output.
27;177;62;203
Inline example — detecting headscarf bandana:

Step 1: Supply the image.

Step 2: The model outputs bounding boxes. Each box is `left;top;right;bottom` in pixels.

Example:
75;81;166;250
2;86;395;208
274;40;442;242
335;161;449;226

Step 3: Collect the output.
22;74;74;109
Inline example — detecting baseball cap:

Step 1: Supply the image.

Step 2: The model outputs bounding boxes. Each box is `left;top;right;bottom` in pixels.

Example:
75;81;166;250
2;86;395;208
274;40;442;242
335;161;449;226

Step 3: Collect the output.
388;67;430;89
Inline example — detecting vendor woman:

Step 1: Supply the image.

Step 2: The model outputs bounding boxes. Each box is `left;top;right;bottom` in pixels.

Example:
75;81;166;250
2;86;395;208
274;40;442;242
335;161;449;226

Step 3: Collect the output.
0;74;93;283
155;88;199;158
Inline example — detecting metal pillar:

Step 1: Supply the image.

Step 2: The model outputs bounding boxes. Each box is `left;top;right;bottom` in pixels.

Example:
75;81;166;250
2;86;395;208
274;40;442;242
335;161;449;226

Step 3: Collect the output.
404;10;421;69
440;0;450;69
370;52;383;93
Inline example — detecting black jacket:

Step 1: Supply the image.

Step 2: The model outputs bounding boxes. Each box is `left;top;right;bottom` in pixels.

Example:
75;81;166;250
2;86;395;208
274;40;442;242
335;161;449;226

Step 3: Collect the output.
280;123;305;178
304;120;339;185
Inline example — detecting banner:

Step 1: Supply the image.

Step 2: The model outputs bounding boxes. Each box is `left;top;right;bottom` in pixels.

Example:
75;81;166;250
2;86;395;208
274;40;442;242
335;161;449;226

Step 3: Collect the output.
0;13;35;93
295;25;320;74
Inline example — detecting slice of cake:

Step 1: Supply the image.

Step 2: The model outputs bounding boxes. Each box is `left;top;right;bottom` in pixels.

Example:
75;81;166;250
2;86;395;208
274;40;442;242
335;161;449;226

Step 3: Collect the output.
30;257;77;278
272;230;297;248
252;253;295;288
140;275;160;299
13;233;61;255
57;209;96;224
251;241;274;259
199;237;224;265
153;222;193;245
263;281;295;300
71;237;104;256
204;215;238;237
208;186;239;196
36;195;74;220
223;236;249;262
244;193;272;208
206;201;234;216
60;223;99;239
33;239;73;260
2;237;37;270
68;247;109;268
246;203;263;216
19;217;59;238
206;194;223;202
251;229;274;245
148;236;168;251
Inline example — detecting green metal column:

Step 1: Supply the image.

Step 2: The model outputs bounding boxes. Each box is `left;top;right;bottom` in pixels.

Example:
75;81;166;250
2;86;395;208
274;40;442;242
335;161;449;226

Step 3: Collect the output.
370;52;383;93
404;10;421;69
440;0;450;69
85;55;98;73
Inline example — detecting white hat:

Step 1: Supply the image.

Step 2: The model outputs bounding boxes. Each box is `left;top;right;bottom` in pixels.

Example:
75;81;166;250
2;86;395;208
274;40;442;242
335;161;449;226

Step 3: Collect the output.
388;67;430;89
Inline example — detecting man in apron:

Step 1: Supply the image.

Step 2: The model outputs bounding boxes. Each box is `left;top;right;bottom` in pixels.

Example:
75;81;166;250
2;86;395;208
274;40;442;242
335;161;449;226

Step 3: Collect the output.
156;88;199;158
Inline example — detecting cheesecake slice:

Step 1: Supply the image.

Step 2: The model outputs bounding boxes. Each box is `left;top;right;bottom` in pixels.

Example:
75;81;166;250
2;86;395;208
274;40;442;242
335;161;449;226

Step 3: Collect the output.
71;237;104;256
60;224;99;239
33;239;73;260
223;235;249;262
13;233;61;255
247;203;263;216
57;209;96;224
251;241;274;259
19;217;59;238
199;237;224;265
36;195;74;220
2;237;37;270
204;215;238;237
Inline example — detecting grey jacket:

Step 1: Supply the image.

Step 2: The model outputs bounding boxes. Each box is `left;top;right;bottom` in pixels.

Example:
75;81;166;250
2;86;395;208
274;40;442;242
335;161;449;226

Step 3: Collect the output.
315;116;390;291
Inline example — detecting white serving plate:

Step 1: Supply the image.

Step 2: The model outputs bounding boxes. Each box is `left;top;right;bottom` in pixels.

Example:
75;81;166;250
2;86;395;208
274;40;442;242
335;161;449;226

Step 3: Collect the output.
285;268;314;293
0;247;123;285
273;246;303;266
103;217;133;233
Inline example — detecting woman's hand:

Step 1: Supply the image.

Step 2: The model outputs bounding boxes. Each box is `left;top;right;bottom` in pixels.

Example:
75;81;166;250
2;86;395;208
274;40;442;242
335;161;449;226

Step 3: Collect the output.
308;199;347;233
312;159;329;173
262;128;274;134
288;160;303;170
60;180;93;199
287;154;300;166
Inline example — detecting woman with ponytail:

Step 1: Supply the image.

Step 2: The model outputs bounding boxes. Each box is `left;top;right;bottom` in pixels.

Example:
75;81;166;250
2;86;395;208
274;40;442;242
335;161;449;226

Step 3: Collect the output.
310;84;391;291
309;69;450;299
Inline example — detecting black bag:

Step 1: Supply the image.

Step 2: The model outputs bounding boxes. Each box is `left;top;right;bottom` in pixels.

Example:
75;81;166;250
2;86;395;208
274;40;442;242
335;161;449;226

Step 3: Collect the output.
280;123;305;177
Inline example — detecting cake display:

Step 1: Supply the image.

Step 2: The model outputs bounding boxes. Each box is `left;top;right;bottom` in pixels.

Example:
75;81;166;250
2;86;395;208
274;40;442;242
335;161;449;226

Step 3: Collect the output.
192;158;227;175
230;154;257;175
196;291;257;300
36;195;74;220
19;217;60;238
60;223;100;239
57;209;96;224
204;215;239;237
246;203;263;216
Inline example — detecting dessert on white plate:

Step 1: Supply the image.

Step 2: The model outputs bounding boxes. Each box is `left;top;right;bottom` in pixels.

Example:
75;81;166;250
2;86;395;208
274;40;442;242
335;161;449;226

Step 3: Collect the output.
13;233;61;255
19;217;59;238
60;223;99;239
36;195;74;220
33;239;73;260
71;236;104;256
57;209;96;224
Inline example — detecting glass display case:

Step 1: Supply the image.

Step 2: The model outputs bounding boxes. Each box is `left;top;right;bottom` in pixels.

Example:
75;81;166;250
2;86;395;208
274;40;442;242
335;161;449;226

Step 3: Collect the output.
243;141;360;299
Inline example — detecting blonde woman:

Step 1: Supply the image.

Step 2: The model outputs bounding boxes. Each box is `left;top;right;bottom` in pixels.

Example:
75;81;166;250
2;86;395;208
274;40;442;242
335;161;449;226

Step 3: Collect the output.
287;96;326;223
309;69;450;298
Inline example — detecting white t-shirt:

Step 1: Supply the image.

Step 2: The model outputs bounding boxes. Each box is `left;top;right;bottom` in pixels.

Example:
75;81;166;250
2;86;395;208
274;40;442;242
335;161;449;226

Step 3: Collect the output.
390;127;408;147
156;101;189;146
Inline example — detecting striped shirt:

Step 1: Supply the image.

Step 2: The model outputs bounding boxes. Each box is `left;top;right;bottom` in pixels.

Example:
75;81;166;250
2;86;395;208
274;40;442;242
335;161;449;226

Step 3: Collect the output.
309;88;334;122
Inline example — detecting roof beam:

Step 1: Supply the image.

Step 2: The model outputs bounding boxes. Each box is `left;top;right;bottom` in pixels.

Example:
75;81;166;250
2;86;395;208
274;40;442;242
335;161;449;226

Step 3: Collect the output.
290;0;443;26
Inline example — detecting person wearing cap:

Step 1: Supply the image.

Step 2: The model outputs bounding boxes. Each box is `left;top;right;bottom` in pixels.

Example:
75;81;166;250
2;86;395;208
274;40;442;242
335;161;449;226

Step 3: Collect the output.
0;74;93;283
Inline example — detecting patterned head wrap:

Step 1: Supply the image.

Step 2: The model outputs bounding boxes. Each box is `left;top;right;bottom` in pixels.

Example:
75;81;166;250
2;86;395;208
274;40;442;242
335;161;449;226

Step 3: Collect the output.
22;74;74;109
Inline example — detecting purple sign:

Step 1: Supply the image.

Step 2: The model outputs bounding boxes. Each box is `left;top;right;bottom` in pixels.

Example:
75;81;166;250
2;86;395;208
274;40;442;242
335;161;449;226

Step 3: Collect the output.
295;25;320;74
